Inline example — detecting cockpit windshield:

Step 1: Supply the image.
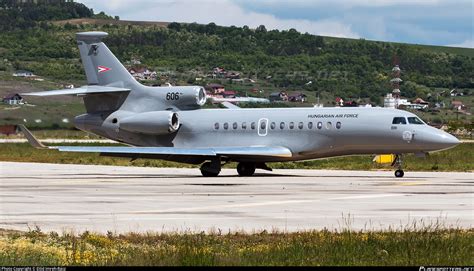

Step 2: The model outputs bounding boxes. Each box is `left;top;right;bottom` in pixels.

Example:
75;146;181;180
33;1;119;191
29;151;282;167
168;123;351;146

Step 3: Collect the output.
407;117;424;125
392;117;406;125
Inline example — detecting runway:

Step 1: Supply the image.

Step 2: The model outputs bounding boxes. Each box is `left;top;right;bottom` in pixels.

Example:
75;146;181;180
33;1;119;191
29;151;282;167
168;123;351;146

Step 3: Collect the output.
0;162;472;233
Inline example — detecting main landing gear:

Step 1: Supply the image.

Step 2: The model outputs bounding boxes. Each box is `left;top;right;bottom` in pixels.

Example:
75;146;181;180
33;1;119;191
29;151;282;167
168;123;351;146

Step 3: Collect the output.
237;162;256;176
200;159;221;177
392;154;405;178
199;160;271;177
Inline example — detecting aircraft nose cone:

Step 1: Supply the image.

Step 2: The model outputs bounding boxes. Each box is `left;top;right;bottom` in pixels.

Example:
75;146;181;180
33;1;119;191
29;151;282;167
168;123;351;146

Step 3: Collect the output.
433;131;460;150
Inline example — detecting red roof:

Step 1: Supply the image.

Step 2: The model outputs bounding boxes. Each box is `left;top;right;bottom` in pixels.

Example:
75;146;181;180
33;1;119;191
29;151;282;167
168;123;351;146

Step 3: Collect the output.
223;90;236;95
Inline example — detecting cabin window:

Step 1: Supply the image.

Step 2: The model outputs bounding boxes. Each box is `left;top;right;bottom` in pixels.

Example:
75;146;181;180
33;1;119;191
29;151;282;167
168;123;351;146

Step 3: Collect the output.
214;123;219;130
260;121;266;130
317;122;323;129
233;122;238;130
223;122;229;130
326;122;332;129
298;122;304;129
280;122;285;129
308;122;313;129
336;122;342;129
289;122;295;129
392;117;407;124
407;117;424;125
251;122;256;130
270;122;276;130
242;122;247;129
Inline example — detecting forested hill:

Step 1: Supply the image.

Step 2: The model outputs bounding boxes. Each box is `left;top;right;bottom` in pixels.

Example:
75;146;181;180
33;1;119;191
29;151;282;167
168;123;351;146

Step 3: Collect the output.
0;0;95;30
0;1;472;103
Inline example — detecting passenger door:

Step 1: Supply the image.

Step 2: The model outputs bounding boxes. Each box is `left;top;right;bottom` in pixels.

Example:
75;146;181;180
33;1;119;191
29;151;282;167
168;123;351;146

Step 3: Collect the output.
258;118;269;137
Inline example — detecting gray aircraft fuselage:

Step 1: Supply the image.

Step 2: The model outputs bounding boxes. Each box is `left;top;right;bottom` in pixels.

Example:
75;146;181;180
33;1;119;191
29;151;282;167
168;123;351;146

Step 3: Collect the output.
76;96;459;163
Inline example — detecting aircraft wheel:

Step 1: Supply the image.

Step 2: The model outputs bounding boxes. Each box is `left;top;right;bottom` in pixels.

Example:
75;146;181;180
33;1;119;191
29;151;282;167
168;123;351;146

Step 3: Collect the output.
200;162;220;177
237;162;256;177
394;169;404;178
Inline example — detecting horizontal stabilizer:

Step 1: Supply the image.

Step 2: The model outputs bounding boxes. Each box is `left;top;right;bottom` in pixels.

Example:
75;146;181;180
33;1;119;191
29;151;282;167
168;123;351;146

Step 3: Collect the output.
22;86;130;96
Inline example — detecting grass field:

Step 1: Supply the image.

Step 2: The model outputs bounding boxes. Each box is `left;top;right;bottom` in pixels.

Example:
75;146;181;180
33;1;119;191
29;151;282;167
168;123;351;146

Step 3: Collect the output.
0;226;472;266
0;142;472;172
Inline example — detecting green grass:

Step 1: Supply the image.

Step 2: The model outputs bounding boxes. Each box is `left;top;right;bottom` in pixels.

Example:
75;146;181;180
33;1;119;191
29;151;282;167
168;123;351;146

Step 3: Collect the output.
0;226;472;266
0;143;472;172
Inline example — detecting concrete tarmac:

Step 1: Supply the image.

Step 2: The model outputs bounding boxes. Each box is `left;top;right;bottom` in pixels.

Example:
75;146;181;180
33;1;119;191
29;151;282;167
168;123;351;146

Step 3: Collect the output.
0;162;472;233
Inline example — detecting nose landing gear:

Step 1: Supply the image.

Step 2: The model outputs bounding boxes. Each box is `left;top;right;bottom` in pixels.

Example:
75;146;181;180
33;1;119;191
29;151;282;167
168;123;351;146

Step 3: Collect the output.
392;154;405;178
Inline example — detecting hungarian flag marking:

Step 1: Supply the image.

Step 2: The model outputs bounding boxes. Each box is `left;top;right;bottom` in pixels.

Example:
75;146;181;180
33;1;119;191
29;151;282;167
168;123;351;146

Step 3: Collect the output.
98;66;111;73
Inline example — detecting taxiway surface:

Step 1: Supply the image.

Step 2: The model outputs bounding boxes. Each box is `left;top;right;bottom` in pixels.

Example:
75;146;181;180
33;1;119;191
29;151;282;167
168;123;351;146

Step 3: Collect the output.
1;162;472;233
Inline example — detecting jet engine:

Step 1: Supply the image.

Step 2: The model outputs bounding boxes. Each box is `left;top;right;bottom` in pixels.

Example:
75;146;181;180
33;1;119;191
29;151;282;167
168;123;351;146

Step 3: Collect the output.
162;86;207;109
119;111;179;135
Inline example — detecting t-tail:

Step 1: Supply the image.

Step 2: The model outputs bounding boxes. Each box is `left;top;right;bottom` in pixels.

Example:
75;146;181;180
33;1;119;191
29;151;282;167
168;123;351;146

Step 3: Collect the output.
21;32;136;107
76;31;138;88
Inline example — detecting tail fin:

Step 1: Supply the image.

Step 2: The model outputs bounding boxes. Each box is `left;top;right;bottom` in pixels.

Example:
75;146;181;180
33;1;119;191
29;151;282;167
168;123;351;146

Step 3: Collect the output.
76;31;137;87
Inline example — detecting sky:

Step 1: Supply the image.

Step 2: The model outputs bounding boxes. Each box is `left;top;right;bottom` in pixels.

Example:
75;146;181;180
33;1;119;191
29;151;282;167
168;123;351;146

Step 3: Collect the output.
78;0;473;48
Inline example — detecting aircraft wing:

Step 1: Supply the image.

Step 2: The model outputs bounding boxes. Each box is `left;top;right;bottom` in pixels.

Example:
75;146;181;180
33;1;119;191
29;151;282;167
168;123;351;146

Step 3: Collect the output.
19;125;292;159
56;146;292;158
220;102;240;109
22;86;130;96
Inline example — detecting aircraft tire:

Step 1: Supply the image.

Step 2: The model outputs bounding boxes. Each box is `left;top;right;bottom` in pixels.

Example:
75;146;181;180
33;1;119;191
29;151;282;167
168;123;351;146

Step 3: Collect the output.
200;162;220;177
394;169;404;178
237;162;256;177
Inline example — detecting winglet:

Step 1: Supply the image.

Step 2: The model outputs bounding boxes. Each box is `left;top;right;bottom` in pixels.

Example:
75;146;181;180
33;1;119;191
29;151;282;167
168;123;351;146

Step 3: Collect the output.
18;125;48;149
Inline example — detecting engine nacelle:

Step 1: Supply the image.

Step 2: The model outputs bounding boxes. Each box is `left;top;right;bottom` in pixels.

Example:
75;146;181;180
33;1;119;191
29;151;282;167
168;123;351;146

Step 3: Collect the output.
119;111;179;135
162;86;207;109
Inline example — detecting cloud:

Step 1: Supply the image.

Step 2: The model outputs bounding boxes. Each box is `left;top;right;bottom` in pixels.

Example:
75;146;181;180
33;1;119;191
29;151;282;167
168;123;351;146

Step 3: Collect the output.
242;0;468;8
447;39;474;49
78;0;360;38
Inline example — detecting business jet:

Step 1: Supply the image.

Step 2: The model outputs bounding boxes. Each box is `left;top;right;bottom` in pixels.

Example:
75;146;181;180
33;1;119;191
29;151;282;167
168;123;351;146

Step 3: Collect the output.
21;31;460;178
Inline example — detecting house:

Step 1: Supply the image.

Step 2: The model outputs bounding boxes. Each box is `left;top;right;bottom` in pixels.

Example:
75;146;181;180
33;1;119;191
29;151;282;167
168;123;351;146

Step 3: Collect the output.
12;70;34;77
335;97;344;107
212;67;226;78
128;67;157;80
225;71;241;80
205;83;225;94
343;100;358;107
269;91;288;102
0;125;18;136
288;92;307;102
3;93;24;105
450;89;464;97
413;98;429;105
451;101;466;111
222;90;236;98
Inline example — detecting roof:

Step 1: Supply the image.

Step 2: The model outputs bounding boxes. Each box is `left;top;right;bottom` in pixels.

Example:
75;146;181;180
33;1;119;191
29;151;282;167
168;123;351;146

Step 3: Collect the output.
451;101;464;105
14;70;32;74
3;93;22;99
223;90;236;95
207;83;224;88
414;98;428;104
